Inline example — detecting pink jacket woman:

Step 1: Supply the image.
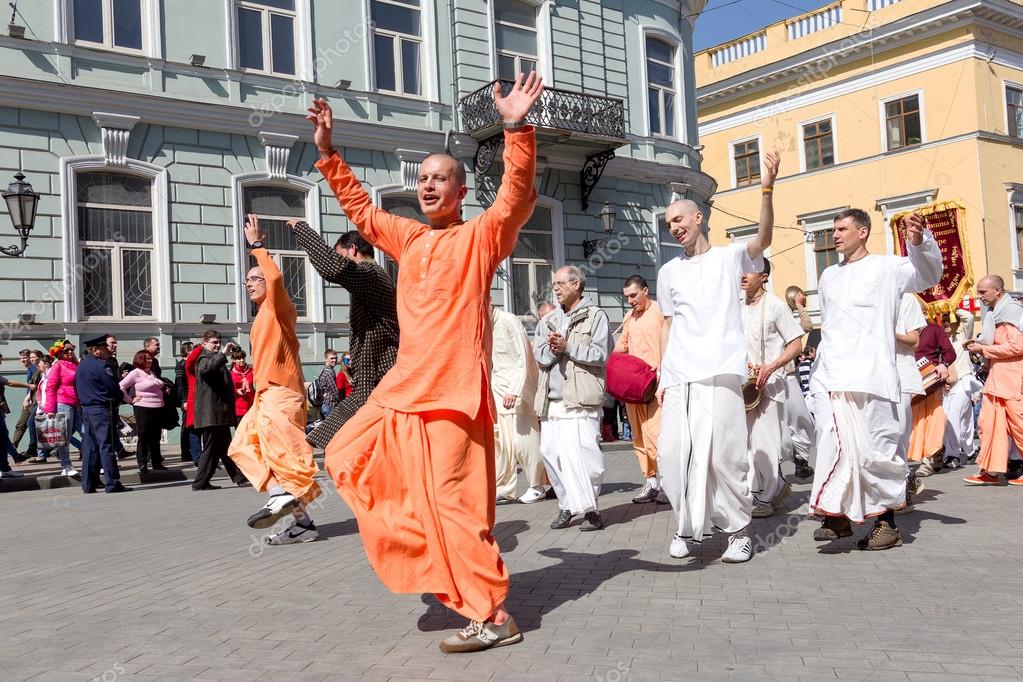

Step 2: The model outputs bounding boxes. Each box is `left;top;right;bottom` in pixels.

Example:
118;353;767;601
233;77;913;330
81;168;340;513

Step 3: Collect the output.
43;358;79;414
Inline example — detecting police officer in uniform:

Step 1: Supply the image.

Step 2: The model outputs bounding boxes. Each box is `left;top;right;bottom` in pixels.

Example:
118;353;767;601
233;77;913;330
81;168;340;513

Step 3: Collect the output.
75;334;131;493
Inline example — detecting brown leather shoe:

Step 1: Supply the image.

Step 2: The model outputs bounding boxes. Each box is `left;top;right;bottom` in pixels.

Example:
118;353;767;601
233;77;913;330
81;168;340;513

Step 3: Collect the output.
857;520;902;550
812;516;853;541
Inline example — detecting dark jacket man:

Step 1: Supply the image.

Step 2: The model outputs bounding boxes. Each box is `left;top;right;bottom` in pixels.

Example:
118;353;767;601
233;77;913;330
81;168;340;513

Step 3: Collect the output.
191;345;245;489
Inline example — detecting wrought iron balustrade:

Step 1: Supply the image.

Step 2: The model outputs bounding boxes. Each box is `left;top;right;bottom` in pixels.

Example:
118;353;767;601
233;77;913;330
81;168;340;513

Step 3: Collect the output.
459;80;626;141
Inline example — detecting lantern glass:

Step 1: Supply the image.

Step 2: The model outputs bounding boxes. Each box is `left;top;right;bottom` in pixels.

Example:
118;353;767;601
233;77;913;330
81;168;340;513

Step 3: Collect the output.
599;203;616;235
3;172;39;233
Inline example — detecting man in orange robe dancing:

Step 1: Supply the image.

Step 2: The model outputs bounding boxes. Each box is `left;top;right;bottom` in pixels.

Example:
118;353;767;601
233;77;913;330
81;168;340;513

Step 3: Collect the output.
228;214;322;544
308;72;544;653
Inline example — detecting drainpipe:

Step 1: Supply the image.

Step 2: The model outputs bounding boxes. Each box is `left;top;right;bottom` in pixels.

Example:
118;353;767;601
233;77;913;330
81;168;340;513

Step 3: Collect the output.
447;0;460;134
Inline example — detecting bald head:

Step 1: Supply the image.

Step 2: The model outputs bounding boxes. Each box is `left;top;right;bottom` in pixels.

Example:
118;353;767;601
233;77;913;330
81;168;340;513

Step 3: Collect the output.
978;274;1004;290
976;274;1006;308
664;199;706;254
421;153;466;186
667;199;700;217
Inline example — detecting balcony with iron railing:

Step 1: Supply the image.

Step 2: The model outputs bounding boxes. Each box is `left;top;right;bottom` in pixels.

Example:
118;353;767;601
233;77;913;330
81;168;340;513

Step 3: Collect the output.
458;80;627;143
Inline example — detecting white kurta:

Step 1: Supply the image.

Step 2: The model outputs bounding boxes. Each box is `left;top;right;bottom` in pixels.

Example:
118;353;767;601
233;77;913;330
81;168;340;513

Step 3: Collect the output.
782;374;813;462
742;293;805;503
490;308;543;498
656;242;761;538
809;233;943;521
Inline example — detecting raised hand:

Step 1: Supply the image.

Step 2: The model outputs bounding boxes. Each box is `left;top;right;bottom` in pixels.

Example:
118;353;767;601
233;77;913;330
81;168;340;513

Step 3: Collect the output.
905;211;926;246
761;150;781;189
244;214;265;246
306;98;334;155
494;72;544;124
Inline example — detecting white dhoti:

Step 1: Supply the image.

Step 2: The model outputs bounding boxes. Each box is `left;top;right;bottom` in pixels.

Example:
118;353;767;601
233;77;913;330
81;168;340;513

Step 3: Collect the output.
810;392;906;523
781;374;813;463
540;401;604;514
895;392;914;463
658;376;751;540
747;394;785;504
494;411;543;499
943;376;981;459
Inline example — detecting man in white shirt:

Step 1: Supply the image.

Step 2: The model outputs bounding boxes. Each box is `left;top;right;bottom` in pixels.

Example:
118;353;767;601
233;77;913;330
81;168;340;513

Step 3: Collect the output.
656;150;780;564
809;210;942;550
942;309;980;469
741;259;804;518
490;304;547;504
894;292;927;513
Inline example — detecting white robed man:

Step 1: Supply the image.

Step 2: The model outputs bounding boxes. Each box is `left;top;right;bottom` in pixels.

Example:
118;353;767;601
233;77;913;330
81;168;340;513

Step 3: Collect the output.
942;309;980;468
655;150;781;564
741;259;804;518
613;274;664;504
809;209;942;550
535;265;613;531
893;292;927;513
490;304;547;504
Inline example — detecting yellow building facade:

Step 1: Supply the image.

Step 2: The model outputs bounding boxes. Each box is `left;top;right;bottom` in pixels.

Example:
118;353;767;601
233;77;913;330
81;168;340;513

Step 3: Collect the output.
695;0;1023;319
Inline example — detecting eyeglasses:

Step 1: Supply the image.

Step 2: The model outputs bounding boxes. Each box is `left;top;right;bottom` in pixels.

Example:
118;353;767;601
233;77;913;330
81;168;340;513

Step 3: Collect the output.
245;276;265;283
552;280;577;288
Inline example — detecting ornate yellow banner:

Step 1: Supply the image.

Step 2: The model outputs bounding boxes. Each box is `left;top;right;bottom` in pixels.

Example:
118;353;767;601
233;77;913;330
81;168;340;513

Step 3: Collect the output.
890;200;974;318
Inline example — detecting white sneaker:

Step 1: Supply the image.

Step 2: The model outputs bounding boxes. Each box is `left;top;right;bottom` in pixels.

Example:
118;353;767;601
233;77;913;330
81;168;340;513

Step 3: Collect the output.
265;519;319;545
722;534;754;563
669;533;690;559
0;470;24;478
67;467;80;479
246;492;299;529
518;486;550;504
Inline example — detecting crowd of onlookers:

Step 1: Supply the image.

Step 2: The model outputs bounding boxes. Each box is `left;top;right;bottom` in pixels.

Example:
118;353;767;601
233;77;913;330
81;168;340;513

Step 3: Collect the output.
0;334;355;486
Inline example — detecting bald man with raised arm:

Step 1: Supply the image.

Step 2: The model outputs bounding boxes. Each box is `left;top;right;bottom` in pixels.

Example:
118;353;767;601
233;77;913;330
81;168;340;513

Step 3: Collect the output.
655;151;780;565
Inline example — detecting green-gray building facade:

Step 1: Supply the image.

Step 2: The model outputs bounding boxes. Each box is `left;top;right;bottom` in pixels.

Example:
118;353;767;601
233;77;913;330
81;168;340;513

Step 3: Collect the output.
0;0;714;423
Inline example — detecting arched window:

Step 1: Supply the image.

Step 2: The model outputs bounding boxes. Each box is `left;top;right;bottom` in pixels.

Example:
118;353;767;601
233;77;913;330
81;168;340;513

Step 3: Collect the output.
243;185;311;318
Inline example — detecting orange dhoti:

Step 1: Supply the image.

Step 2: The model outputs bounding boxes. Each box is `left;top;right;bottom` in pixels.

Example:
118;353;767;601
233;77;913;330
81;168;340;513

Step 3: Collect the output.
325;402;508;622
907;391;945;462
625;399;660;478
976;393;1023;474
228;386;321;504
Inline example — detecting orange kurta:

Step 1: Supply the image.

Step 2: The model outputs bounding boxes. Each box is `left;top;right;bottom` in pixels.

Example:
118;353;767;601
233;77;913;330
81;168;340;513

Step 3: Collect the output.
976;323;1023;474
228;249;320;503
907;390;944;462
616;302;663;478
316;128;537;621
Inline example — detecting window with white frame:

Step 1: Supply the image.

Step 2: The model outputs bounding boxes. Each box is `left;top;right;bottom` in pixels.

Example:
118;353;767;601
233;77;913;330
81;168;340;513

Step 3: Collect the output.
236;0;297;76
812;228;839;276
77;171;155;319
380;194;426;279
657;214;682;265
73;0;145;52
494;0;538;80
646;37;676;137
371;0;423;96
1014;204;1023;268
733;138;761;187
1008;85;1023;138
802;118;835;170
510;206;555;317
244;186;310;318
884;94;922;150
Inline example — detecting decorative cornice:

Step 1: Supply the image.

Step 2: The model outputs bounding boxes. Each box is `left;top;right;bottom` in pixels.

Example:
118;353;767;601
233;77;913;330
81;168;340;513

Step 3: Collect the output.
257;132;299;179
91;112;140;166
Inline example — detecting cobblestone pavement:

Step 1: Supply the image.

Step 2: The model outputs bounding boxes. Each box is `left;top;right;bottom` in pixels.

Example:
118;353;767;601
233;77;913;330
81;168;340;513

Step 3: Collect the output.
3;450;1022;681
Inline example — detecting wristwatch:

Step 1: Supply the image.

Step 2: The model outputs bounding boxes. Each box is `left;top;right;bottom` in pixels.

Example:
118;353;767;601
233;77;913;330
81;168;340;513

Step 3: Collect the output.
248;240;264;249
503;120;525;131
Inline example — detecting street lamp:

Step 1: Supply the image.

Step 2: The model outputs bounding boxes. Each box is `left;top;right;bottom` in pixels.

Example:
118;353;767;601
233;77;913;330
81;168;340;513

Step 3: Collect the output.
1;172;38;257
583;202;617;258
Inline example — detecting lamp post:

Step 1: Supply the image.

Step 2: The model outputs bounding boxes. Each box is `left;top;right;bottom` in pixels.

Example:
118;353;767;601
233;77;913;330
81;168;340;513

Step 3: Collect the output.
1;172;39;257
583;203;617;258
